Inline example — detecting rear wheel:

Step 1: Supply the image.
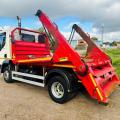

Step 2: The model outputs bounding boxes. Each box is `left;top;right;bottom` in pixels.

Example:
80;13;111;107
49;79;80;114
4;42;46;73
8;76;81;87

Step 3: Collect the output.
3;66;13;83
48;76;72;104
51;82;64;99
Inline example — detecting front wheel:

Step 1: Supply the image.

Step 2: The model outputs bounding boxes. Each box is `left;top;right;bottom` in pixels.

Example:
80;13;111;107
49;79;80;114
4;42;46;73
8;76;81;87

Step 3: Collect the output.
3;66;13;83
48;76;71;104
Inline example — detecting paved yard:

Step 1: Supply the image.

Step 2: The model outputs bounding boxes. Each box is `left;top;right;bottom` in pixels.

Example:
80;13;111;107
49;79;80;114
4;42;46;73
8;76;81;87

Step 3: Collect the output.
0;75;120;120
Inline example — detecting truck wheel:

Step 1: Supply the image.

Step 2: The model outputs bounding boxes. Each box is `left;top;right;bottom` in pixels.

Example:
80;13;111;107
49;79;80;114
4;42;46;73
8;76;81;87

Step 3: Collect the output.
3;66;13;83
48;76;71;104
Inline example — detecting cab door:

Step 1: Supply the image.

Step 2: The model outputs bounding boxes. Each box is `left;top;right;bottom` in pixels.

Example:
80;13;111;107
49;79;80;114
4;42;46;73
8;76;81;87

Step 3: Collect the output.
0;32;7;65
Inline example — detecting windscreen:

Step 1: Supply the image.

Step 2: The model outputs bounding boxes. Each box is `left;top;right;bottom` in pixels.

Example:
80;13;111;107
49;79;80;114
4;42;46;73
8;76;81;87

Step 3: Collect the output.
0;32;6;50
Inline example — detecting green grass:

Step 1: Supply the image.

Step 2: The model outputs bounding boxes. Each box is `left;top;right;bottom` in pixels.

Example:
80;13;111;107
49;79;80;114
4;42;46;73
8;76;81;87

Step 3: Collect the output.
105;48;120;76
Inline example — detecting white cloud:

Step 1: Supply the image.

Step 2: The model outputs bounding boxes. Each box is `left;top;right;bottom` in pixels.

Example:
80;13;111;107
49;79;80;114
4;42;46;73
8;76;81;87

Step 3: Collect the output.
62;30;120;42
0;0;120;41
62;31;83;41
64;22;80;30
0;0;119;32
102;31;120;42
0;0;41;16
92;28;98;33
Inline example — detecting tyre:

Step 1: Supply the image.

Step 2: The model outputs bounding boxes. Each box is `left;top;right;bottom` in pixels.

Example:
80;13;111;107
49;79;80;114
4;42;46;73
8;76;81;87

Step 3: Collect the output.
3;66;13;83
48;76;71;104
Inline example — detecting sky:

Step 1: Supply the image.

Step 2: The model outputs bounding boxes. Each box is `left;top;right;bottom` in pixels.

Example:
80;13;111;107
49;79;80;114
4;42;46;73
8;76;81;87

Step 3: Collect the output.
0;0;120;42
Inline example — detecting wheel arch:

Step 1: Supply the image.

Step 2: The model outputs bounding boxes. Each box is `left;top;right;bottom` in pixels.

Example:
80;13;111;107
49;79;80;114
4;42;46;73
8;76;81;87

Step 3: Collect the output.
45;68;78;92
1;60;14;73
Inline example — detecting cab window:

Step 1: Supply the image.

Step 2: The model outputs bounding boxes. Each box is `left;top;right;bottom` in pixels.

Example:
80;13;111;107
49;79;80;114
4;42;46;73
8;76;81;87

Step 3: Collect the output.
20;33;35;42
38;34;46;43
0;32;6;50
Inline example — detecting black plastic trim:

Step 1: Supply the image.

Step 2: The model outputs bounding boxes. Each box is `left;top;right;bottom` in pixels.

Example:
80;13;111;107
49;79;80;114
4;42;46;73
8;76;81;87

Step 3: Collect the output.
35;10;42;17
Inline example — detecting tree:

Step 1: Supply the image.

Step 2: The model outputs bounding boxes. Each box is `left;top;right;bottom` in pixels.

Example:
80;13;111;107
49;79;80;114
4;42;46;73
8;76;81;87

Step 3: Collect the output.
111;41;117;46
91;37;98;41
38;27;45;32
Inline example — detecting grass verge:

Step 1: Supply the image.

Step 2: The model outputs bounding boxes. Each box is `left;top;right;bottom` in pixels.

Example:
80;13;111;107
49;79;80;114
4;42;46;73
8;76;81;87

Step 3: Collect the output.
106;48;120;76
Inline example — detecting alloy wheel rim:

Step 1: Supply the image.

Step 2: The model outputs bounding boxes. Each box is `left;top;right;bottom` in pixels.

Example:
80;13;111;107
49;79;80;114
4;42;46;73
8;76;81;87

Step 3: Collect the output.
51;82;64;98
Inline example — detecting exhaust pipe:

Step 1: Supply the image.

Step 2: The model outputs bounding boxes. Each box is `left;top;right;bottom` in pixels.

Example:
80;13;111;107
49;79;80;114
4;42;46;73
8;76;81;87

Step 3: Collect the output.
17;16;21;28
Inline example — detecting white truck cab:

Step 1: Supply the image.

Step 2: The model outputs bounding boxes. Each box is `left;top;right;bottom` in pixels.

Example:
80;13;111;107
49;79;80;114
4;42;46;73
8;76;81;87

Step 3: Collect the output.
0;27;13;66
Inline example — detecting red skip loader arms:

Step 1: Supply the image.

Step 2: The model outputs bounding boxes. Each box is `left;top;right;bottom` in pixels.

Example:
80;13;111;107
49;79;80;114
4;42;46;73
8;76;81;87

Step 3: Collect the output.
36;10;120;104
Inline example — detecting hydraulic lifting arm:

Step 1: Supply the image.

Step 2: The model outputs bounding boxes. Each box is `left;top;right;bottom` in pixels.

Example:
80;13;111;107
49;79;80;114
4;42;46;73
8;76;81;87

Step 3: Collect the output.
36;10;87;74
72;24;110;61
